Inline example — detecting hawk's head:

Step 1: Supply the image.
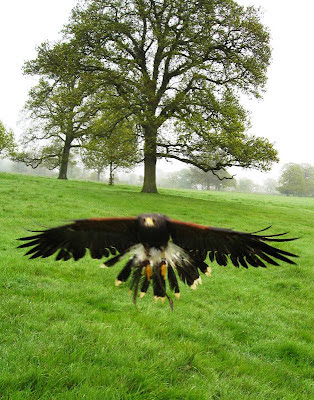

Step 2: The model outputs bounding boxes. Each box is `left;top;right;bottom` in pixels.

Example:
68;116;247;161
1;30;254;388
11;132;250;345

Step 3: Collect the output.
137;213;169;229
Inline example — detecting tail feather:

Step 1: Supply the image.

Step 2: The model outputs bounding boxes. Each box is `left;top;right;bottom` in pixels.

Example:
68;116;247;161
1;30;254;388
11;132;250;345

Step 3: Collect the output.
140;276;150;298
167;265;180;295
152;264;166;298
130;264;144;305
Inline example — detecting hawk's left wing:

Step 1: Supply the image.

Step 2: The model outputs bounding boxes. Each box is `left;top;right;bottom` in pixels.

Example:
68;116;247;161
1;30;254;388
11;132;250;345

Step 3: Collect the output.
168;219;298;268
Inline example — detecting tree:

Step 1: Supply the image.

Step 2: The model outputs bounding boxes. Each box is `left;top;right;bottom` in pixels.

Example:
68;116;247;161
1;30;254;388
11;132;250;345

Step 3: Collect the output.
18;41;105;179
303;164;314;197
263;178;279;194
158;166;235;190
277;163;314;197
81;121;139;184
0;121;15;158
185;166;236;191
236;177;256;193
160;168;195;189
64;0;276;192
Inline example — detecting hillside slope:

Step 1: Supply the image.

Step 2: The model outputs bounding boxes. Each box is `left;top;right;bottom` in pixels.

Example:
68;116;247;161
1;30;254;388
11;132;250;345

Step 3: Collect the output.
0;172;313;399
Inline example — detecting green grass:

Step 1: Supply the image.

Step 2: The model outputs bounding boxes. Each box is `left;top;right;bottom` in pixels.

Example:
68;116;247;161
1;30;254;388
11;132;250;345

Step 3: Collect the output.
0;172;313;399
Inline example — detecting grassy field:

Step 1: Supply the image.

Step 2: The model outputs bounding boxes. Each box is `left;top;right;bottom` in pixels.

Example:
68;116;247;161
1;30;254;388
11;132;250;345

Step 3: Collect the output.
0;172;313;399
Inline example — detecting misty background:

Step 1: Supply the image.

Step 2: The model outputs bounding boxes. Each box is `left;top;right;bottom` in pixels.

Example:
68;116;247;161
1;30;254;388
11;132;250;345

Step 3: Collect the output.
0;0;313;194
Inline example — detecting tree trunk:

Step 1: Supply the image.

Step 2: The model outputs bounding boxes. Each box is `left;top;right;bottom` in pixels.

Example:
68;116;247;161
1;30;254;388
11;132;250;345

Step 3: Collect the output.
109;162;114;185
58;137;72;180
141;125;158;193
97;169;101;181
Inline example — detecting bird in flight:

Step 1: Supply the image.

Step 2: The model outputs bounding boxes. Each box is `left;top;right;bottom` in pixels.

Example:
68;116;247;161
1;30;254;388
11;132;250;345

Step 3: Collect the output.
18;213;298;308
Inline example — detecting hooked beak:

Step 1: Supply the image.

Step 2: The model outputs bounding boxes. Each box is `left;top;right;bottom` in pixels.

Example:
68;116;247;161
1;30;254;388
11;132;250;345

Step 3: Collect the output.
144;217;155;227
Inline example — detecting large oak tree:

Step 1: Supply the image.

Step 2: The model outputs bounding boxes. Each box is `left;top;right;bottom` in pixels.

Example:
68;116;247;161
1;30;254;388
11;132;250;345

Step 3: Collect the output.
64;0;276;192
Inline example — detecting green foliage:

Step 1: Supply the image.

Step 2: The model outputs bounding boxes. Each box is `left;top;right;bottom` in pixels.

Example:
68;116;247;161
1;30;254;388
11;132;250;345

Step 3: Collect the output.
20;42;105;179
0;172;312;399
64;0;274;192
236;177;256;193
277;163;314;197
0;121;16;158
81;121;139;183
159;167;236;191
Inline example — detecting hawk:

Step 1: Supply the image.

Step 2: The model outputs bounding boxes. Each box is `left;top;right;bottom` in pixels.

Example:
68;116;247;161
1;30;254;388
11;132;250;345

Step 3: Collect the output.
18;213;298;308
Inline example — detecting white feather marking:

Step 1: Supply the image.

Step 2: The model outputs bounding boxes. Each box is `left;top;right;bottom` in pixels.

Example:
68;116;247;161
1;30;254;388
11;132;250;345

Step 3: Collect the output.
164;242;192;269
123;242;192;270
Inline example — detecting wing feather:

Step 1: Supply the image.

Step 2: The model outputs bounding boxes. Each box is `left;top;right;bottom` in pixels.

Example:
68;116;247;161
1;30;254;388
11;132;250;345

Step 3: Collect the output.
18;217;138;261
169;219;298;268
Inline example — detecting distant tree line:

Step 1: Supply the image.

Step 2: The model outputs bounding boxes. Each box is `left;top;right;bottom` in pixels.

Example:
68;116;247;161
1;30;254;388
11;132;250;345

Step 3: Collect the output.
158;167;236;191
13;0;279;192
277;163;314;197
157;163;314;197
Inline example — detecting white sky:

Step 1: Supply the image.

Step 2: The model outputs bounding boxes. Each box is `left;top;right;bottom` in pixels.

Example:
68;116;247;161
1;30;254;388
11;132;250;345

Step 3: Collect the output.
0;0;313;181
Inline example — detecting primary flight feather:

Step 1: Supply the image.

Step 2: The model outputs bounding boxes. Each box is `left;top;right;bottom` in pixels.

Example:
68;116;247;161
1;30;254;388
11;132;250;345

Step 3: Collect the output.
18;213;298;308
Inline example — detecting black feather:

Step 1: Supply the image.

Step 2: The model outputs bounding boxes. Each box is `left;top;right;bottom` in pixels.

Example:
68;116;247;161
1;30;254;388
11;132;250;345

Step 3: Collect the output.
116;258;134;282
140;276;150;294
130;265;144;305
167;265;180;294
105;254;123;267
152;265;166;298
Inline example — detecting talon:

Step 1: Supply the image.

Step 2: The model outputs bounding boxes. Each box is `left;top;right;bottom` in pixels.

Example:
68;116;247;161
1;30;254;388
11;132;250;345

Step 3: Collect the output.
115;279;122;287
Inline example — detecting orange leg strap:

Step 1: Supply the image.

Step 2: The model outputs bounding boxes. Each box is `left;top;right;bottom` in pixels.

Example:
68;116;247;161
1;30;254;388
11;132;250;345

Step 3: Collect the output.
145;263;152;281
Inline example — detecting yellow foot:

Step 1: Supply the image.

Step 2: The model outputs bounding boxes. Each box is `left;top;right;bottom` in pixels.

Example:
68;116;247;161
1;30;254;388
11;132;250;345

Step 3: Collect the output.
154;296;165;303
205;267;212;277
175;292;180;300
115;279;122;287
140;292;146;299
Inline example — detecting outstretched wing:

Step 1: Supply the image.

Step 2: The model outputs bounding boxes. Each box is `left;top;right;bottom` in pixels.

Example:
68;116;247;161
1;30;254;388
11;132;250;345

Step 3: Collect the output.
18;217;138;261
169;220;298;268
